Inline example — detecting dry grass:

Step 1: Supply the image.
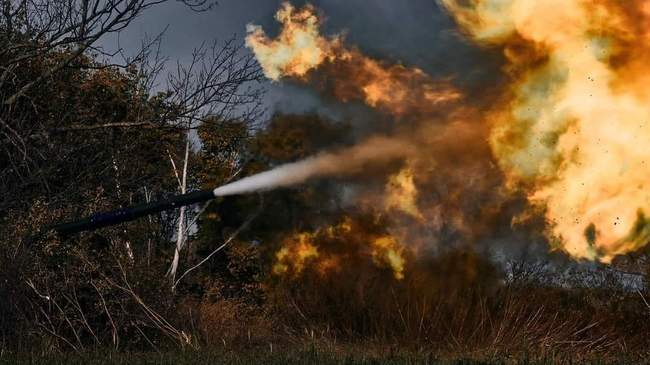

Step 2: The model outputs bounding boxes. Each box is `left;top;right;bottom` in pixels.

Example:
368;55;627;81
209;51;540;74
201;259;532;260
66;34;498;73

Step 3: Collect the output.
251;252;650;363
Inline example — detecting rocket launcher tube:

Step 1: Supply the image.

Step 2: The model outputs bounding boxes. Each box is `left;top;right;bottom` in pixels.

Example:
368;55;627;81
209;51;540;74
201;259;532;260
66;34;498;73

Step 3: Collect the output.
51;189;216;236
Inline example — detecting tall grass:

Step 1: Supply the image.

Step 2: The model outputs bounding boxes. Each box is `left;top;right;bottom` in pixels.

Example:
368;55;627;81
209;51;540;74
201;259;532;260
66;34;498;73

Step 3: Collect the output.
257;251;650;363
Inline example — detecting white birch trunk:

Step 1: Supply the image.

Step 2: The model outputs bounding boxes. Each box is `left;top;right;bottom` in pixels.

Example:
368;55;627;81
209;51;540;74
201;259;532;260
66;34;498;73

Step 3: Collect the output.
168;134;190;282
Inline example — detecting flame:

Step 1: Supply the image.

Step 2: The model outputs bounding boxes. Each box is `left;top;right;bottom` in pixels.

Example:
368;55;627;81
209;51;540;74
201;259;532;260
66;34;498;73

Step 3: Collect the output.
272;218;407;280
273;233;320;276
326;216;353;237
245;2;341;80
385;166;423;220
328;55;461;117
371;236;406;280
443;0;650;262
246;2;461;117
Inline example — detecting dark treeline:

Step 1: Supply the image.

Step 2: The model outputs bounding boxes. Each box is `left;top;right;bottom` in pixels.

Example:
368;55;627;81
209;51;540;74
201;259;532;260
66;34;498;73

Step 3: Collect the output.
2;2;650;364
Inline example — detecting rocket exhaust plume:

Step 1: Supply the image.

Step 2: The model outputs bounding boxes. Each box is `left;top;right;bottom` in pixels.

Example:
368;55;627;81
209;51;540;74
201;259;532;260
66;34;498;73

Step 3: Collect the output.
213;136;414;196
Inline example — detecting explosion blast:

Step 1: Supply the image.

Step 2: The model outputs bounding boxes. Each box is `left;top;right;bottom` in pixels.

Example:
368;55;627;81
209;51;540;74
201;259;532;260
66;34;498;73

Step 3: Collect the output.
234;1;650;269
441;0;650;262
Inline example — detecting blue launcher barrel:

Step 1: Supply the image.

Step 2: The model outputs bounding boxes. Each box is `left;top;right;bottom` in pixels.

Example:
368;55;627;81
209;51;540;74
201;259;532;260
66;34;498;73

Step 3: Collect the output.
51;189;216;236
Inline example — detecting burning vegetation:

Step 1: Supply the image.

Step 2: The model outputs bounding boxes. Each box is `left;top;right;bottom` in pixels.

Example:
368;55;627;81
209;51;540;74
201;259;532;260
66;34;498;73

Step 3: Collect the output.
271;216;407;281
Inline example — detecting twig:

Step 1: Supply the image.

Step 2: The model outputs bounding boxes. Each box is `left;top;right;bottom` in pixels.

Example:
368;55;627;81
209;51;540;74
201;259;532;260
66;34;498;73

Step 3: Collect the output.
173;194;263;289
92;281;119;349
637;289;650;310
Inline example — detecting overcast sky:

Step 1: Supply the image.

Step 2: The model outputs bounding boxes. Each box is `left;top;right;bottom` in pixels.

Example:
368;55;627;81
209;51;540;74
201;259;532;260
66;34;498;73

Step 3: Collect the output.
103;0;498;118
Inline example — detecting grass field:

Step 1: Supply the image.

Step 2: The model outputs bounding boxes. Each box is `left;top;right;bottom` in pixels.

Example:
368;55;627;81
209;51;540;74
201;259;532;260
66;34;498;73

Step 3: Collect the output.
0;349;643;365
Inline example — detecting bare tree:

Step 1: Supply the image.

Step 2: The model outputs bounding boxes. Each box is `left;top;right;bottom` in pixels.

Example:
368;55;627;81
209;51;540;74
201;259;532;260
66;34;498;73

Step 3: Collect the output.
165;39;265;129
0;0;264;213
0;0;211;103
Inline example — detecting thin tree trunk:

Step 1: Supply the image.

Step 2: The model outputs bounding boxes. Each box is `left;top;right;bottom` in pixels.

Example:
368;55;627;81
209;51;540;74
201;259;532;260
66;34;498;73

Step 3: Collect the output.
168;133;190;283
144;186;153;267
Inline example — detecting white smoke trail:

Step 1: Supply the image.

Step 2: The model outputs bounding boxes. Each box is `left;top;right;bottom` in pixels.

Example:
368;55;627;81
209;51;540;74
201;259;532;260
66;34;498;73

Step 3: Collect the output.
213;136;414;197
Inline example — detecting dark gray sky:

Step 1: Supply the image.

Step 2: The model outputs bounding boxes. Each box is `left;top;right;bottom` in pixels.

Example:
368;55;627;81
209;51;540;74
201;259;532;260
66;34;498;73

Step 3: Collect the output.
104;0;498;118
